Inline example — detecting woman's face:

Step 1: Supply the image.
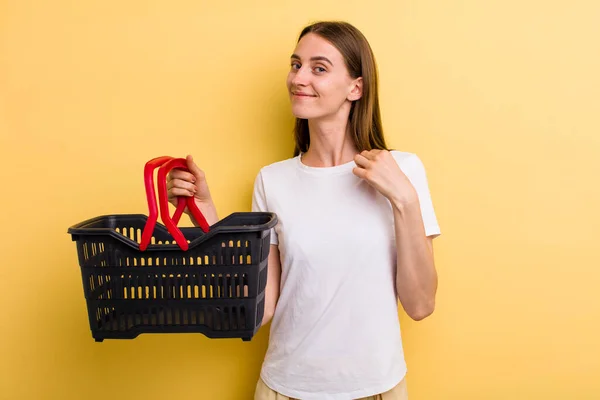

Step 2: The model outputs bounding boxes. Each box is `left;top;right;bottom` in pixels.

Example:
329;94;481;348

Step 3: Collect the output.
286;33;362;121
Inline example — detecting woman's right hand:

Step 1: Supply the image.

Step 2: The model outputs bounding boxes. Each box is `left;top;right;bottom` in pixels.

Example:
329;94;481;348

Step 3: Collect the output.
167;155;218;224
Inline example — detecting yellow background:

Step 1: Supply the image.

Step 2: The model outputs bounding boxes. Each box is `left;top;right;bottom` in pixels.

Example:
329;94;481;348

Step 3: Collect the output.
1;0;599;399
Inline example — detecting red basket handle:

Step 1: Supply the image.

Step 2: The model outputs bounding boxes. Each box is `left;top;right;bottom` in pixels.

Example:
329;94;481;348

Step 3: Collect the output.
140;156;174;251
140;156;210;251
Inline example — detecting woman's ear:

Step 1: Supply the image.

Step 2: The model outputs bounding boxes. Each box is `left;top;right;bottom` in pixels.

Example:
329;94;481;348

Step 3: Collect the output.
348;77;363;101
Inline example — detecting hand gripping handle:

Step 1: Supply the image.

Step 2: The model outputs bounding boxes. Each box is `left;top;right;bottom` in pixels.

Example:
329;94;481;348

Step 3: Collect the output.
140;156;210;251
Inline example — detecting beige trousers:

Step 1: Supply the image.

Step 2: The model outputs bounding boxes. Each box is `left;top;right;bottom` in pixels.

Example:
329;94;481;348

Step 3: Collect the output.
254;377;408;400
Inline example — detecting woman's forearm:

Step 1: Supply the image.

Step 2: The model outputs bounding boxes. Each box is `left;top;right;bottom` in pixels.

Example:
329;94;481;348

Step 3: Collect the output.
190;199;219;226
392;198;437;321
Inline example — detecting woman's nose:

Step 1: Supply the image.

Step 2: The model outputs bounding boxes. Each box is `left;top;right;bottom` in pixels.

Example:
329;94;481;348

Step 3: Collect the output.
291;66;310;86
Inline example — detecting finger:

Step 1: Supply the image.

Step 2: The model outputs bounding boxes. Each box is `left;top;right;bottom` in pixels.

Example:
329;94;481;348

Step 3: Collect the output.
168;170;195;184
360;150;378;161
352;167;368;179
168;187;195;199
354;153;372;168
167;178;197;193
186;155;206;180
169;169;196;183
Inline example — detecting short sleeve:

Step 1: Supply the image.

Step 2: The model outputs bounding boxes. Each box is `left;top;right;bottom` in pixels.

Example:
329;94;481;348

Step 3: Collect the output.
251;170;279;245
399;154;441;238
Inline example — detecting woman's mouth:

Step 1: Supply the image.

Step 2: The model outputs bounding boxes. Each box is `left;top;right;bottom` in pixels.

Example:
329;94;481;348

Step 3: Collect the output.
292;92;316;98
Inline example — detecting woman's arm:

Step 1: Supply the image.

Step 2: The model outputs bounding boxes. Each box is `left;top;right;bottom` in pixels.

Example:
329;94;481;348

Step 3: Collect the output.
352;150;438;321
261;245;282;327
189;200;219;226
392;199;437;321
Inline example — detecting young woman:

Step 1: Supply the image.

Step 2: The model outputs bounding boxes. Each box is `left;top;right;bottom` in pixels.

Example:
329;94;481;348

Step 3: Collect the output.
168;21;441;400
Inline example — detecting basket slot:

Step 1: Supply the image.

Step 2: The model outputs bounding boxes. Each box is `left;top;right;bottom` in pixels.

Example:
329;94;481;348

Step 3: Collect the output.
114;309;120;331
115;227;141;243
222;307;229;331
187;275;194;299
241;306;247;329
236;307;242;329
165;275;172;299
229;307;235;330
191;275;197;299
118;310;126;331
183;306;190;325
216;240;254;266
180;274;186;299
196;307;203;326
136;275;141;299
150;307;157;326
165;274;172;299
172;307;178;325
212;307;219;330
79;242;108;267
237;307;243;329
191;274;198;299
189;307;196;324
139;275;146;299
174;275;181;299
157;307;165;325
218;307;224;330
124;274;131;299
221;274;227;298
129;310;136;329
130;275;137;299
158;275;165;299
145;308;152;326
89;274;112;300
200;274;208;298
96;306;116;330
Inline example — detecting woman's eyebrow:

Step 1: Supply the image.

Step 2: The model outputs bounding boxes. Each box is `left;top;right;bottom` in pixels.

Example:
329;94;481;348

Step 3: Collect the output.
291;54;334;66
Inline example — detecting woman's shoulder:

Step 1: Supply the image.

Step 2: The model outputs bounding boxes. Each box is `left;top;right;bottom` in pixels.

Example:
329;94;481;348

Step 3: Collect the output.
388;150;430;176
262;155;298;170
256;155;299;177
389;149;421;165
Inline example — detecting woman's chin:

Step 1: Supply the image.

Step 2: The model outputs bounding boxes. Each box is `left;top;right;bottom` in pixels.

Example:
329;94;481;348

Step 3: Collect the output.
291;107;319;120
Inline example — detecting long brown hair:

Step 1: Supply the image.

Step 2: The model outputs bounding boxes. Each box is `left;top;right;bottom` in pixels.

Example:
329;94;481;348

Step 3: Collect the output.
293;21;388;156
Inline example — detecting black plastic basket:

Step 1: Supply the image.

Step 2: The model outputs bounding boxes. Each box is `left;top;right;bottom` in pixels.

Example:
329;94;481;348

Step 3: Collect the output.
68;212;277;342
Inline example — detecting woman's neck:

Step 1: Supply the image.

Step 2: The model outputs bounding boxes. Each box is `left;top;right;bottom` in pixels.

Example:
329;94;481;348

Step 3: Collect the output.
303;116;358;167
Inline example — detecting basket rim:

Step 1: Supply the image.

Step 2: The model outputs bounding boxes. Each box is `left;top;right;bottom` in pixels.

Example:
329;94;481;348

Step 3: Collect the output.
67;212;277;251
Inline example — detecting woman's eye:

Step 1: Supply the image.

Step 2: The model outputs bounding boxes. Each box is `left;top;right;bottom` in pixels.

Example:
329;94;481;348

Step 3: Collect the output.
314;66;326;73
291;62;301;70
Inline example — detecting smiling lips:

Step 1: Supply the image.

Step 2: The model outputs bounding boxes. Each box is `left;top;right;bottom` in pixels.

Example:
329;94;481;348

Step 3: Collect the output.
292;91;317;98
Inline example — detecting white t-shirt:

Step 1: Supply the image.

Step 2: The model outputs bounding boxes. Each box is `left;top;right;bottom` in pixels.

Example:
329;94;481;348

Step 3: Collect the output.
251;151;441;400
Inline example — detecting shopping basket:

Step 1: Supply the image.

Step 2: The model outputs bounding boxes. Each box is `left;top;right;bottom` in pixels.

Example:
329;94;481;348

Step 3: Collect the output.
67;156;277;342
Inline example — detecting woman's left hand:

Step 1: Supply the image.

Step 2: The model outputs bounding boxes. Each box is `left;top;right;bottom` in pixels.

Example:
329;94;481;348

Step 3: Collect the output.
353;150;418;206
